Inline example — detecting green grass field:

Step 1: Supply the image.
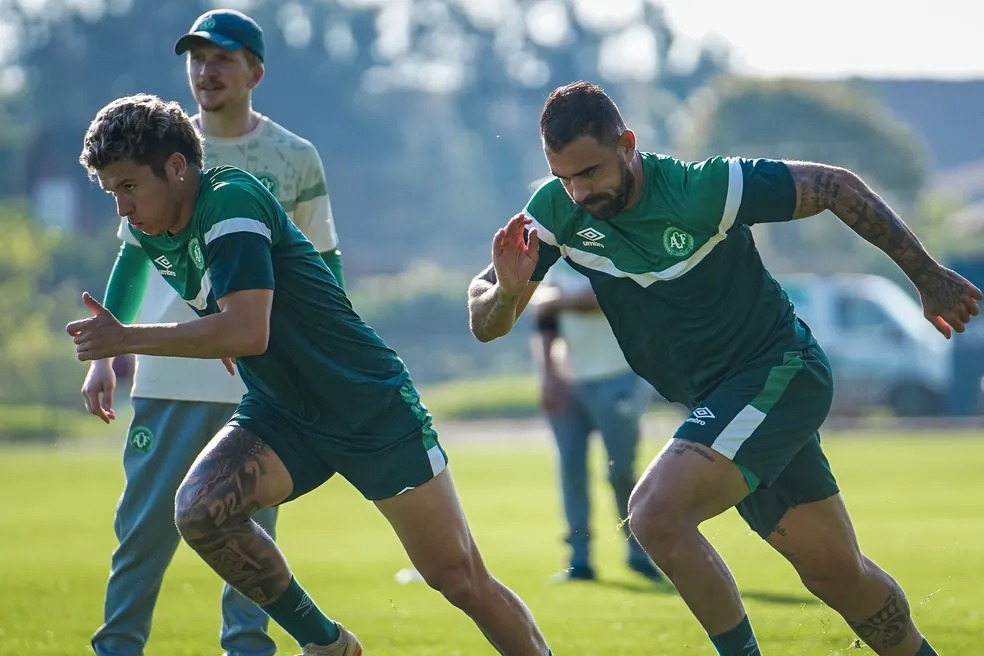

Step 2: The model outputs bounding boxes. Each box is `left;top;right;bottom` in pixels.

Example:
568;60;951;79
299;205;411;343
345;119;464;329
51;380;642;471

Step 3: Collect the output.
2;429;982;655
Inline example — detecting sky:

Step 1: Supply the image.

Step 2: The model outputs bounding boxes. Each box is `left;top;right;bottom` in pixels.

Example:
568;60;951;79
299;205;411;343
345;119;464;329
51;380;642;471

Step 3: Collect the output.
654;0;983;80
1;0;981;87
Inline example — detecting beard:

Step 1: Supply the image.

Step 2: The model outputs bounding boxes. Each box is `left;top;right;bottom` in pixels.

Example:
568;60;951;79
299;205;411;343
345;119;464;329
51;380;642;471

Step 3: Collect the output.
195;90;228;112
577;161;635;221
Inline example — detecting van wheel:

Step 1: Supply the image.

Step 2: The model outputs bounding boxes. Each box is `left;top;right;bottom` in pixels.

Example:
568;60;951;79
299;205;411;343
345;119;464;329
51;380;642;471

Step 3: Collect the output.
889;383;943;417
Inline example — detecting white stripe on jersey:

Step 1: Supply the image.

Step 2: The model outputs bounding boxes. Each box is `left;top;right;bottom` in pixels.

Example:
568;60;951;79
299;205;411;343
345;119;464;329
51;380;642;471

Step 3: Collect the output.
187;269;214;312
529;157;745;286
722;157;744;229
204;217;272;245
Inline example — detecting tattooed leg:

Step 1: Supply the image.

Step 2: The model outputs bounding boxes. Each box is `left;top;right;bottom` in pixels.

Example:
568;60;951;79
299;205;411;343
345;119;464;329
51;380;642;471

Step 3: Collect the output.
767;495;925;655
175;426;346;648
174;426;293;605
848;575;912;651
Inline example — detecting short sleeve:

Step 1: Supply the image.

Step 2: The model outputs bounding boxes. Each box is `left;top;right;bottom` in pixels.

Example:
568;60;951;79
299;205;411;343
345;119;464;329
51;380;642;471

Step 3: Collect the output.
201;184;279;300
206;231;274;300
734;158;796;226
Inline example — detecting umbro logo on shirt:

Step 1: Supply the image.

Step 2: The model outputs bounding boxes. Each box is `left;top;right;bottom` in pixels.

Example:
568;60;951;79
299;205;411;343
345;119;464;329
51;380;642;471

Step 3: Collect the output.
686;406;716;426
576;227;606;248
153;255;177;277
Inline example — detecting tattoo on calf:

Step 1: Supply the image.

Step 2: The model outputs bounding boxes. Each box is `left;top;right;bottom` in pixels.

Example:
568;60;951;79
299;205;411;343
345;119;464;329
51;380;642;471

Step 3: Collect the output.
177;430;287;606
848;582;911;650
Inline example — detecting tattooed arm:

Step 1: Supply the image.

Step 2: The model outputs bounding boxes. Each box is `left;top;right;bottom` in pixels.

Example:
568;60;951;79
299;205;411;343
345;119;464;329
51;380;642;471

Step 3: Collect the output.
468;213;542;342
468;264;541;342
785;162;982;338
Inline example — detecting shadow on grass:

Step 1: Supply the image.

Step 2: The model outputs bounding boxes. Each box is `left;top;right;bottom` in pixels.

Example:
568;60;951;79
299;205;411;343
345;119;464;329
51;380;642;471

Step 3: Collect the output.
588;579;819;606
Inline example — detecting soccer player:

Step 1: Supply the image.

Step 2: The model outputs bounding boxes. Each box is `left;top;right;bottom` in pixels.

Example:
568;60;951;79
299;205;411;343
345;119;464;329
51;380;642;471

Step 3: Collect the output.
81;10;342;656
70;94;552;656
467;81;981;656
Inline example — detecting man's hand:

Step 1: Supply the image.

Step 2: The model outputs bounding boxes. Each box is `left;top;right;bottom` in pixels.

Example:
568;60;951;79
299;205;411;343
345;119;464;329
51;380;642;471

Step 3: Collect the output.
492;213;540;297
540;370;570;414
221;357;237;376
916;266;983;338
81;360;117;424
66;292;127;361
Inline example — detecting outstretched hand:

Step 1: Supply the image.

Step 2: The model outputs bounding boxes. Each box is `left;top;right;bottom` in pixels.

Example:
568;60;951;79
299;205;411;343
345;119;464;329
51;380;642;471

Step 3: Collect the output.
917;266;983;339
66;292;127;361
492;213;540;296
81;360;117;424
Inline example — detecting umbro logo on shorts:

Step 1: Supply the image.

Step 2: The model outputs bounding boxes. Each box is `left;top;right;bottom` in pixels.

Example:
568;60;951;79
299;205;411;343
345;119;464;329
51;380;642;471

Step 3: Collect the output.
686;406;715;426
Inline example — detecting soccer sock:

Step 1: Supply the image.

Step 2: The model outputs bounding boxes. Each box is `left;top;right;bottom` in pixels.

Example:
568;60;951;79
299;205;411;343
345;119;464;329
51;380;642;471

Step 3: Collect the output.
915;638;938;655
709;615;761;656
261;577;340;647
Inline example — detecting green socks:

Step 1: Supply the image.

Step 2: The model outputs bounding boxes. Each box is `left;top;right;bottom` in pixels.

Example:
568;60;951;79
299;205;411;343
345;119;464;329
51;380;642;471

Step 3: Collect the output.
261;577;340;647
710;615;761;656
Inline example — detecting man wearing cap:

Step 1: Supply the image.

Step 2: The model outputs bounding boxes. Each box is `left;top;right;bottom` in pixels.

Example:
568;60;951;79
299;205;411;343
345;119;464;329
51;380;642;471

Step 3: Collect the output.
84;9;341;656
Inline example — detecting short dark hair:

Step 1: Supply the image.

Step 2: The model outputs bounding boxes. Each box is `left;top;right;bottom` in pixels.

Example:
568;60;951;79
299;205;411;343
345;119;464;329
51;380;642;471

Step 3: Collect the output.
79;93;204;179
540;81;626;152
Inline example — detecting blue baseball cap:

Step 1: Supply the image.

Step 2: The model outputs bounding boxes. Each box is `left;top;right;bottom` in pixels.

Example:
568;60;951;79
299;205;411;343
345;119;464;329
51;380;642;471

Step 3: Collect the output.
174;9;265;62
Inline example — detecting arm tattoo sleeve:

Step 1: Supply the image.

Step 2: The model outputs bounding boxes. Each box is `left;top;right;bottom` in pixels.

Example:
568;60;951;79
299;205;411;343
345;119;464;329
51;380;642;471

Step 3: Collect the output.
786;162;935;285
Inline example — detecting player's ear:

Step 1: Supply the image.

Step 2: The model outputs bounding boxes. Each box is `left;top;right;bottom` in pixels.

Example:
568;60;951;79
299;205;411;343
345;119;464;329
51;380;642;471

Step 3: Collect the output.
619;129;636;158
248;62;264;89
165;152;188;184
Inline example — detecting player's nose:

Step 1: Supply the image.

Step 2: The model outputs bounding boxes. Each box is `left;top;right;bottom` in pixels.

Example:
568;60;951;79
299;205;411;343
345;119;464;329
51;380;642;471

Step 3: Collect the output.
570;180;593;204
115;196;134;218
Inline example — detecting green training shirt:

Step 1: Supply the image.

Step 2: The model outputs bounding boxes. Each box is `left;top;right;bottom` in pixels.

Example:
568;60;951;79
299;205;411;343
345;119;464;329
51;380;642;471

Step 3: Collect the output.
129;165;407;432
528;153;814;408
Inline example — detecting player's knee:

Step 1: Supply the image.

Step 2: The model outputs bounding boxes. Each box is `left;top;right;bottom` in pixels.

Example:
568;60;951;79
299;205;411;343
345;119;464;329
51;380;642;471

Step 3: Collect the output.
420;553;485;610
173;481;217;545
627;494;686;560
796;547;866;601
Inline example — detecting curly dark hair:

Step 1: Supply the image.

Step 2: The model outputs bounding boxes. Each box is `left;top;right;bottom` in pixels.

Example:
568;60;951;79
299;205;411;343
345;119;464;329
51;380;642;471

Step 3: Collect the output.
80;93;204;179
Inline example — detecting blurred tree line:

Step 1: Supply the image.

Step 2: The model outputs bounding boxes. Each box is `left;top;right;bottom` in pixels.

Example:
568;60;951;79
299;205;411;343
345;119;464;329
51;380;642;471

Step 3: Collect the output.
0;0;968;412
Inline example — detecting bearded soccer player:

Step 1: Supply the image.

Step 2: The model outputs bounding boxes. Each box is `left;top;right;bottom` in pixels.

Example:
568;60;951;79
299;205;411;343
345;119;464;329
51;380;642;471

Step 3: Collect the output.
468;80;980;656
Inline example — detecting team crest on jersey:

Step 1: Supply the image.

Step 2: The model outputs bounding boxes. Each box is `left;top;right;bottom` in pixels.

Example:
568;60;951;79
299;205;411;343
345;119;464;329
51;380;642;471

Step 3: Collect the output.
188;238;205;270
663;226;695;257
255;172;280;195
128;425;154;453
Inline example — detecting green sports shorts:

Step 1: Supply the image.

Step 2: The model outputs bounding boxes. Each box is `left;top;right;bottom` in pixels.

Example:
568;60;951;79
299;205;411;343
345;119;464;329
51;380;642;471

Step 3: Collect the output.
673;343;840;538
230;378;447;502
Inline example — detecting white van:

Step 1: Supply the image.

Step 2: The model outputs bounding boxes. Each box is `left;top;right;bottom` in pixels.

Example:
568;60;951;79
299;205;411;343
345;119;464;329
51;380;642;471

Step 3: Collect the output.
777;273;952;417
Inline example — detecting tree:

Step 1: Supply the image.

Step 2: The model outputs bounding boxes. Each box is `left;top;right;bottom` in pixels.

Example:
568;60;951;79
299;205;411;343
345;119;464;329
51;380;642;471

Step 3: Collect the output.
677;76;933;276
0;203;93;406
3;0;729;272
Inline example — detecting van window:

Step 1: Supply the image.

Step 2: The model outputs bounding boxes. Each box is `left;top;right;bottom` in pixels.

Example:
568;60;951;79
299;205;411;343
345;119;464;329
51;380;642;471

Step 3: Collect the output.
835;296;897;335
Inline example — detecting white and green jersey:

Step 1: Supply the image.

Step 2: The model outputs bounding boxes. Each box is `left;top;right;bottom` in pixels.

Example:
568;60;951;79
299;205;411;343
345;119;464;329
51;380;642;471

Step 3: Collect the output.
195;114;338;253
122;114;336;404
528;153;815;409
128;166;407;431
